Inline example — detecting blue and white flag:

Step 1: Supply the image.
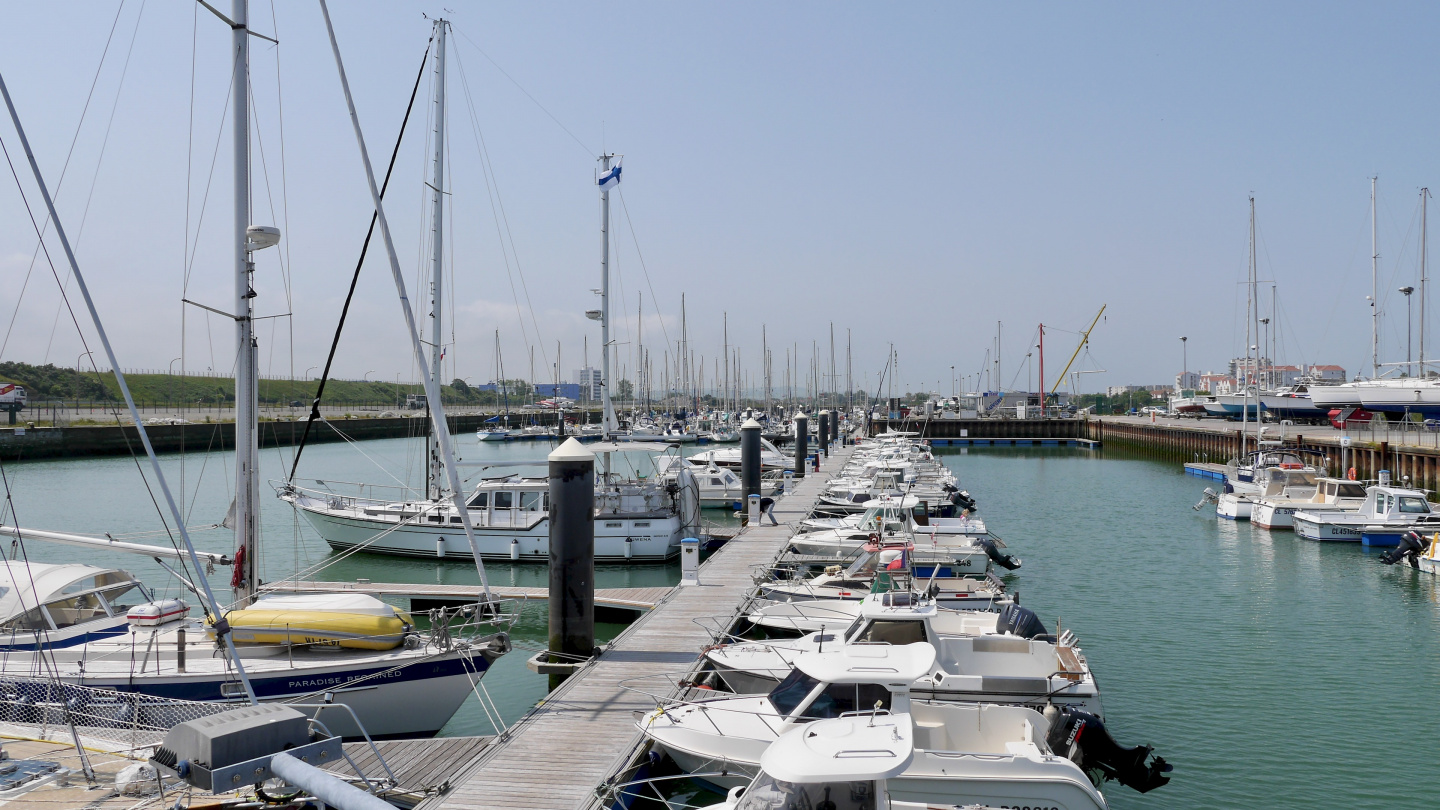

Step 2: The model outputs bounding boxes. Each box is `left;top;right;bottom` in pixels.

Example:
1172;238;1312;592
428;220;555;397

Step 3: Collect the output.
597;160;622;190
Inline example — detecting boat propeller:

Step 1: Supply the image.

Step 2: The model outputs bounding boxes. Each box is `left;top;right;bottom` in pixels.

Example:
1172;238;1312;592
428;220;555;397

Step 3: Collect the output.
1380;531;1428;568
977;536;1022;570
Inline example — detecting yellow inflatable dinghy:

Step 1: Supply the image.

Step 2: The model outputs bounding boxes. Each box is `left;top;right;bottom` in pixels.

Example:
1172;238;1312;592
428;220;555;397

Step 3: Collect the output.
209;594;414;651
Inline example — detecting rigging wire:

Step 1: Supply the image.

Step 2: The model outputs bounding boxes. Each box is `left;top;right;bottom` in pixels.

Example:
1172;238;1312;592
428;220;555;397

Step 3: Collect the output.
452;26;594;158
286;35;434;481
615;188;673;351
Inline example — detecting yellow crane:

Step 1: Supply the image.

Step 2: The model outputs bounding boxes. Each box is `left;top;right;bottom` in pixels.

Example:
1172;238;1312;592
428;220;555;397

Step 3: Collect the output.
1050;304;1106;396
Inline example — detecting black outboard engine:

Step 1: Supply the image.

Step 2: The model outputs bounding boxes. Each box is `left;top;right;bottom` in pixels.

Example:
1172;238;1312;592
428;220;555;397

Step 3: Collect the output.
949;490;977;512
1045;707;1172;794
997;604;1049;639
977;536;1022;570
1381;531;1427;568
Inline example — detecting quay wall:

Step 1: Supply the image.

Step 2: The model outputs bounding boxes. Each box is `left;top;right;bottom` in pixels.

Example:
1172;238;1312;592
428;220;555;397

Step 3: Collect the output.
870;415;1440;495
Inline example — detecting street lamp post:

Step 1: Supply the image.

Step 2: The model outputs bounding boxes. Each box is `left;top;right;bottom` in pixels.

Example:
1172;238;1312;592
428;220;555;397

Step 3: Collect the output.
1180;337;1187;392
950;366;955;398
1401;286;1415;376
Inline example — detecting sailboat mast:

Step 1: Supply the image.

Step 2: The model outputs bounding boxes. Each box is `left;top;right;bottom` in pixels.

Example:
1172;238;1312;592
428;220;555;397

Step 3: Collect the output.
723;312;729;413
599;153;617;436
232;0;259;608
426;19;447;499
1372;176;1379;378
1244;196;1254;439
1422;188;1429;376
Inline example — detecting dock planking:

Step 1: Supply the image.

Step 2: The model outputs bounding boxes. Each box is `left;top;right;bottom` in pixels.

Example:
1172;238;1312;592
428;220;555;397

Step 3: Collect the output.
421;444;856;810
259;581;673;612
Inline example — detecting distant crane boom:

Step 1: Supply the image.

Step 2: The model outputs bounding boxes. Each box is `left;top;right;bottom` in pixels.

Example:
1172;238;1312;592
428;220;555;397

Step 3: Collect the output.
1051;304;1106;395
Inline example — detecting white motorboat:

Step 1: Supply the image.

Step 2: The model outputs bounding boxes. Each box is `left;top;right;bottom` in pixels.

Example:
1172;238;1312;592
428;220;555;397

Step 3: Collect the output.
700;708;1117;810
658;457;747;508
1216;464;1318;521
691;436;791;470
707;603;1096;713
645;643;1167;800
1293;480;1434;542
744;591;1003;636
758;545;1011;607
1252;477;1368;530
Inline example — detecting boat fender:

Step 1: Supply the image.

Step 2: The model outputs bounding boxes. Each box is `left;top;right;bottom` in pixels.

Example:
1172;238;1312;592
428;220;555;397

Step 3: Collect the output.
128;599;190;627
1045;707;1172;793
997;604;1049;639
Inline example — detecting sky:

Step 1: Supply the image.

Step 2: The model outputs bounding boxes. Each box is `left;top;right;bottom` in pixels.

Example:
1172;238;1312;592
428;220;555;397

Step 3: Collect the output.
2;1;1439;398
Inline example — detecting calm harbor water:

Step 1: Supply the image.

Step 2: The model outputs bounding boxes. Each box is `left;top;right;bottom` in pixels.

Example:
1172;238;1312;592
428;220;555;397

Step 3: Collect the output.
936;446;1438;810
1;437;1433;807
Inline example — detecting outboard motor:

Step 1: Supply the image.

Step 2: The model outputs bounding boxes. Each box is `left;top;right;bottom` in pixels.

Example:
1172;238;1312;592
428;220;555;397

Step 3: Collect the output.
1381;531;1427;568
949;490;977;512
997;603;1049;639
977;536;1022;570
1046;706;1172;793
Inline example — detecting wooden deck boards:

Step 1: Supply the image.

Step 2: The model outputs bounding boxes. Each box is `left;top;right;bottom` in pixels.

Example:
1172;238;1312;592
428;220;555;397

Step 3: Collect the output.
423;445;856;810
260;582;673;610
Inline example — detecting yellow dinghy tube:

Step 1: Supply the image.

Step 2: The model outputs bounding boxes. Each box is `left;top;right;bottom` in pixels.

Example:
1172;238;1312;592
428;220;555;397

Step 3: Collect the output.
209;593;414;651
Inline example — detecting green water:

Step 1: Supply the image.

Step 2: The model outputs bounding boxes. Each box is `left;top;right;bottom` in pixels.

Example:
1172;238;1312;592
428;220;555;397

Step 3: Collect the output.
936;446;1437;810
0;436;701;736
3;438;1434;806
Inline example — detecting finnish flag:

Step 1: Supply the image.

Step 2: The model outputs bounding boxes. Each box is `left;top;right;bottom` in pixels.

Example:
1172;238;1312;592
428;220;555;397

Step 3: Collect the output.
597;161;622;190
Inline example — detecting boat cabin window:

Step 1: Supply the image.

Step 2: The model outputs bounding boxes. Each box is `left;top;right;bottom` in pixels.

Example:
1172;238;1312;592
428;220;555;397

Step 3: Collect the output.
468;492;488;509
735;774;876;810
519;492;543;511
45;593;106;628
709;477;725;486
1337;483;1366;498
1399;497;1430;514
852;619;926;646
799;681;892;720
100;584;147;614
493;492;514;509
2;607;47;631
767;669;821;716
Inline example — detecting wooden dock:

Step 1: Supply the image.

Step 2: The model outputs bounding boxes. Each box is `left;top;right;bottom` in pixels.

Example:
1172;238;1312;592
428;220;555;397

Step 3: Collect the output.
322;736;495;808
420;445;857;810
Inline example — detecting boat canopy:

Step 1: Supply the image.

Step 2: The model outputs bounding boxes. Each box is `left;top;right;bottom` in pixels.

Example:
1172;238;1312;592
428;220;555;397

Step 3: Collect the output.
0;562;146;628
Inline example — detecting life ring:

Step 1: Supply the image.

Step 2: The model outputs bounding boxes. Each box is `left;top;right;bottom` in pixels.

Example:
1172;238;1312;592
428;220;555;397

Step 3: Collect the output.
1279;463;1302;469
1347;467;1357;481
867;532;880;543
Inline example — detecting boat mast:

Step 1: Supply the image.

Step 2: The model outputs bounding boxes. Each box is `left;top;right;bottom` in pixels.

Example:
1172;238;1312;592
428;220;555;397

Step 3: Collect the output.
598;153;618;437
1372;176;1379;378
1422;188;1430;376
426;18;448;499
1244;196;1255;442
233;0;260;608
723;312;729;413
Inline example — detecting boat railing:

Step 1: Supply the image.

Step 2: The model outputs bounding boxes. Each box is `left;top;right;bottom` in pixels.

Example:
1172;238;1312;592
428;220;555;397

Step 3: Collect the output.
280;478;426;505
0;676;235;750
624;674;790;737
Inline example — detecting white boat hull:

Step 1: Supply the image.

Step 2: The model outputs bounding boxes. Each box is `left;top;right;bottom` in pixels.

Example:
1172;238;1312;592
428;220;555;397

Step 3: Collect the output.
1216;493;1253;521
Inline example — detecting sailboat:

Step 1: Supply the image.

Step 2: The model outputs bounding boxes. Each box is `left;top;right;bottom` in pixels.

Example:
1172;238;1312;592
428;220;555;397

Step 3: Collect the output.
477;331;517;441
283;138;697;561
0;11;509;739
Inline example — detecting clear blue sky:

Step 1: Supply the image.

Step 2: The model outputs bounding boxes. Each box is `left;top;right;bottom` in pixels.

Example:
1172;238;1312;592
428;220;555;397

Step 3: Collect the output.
2;1;1437;397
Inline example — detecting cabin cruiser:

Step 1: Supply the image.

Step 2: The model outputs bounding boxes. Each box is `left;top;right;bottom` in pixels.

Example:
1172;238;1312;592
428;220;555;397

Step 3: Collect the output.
280;440;698;562
706;603;1095;713
1292;479;1434;542
759;544;1011;607
1216;464;1318;521
658;457;748;508
788;506;1015;572
1252;477;1368;530
645;643;1167;800
800;506;986;541
0;561;509;738
691;436;791;470
1168;394;1212;415
701;709;1118;810
1213;390;1262;420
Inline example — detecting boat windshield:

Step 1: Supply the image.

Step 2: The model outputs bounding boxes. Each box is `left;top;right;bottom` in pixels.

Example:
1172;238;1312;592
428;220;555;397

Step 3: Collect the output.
768;669;821;716
735;774;876;810
799;682;892;720
1399;497;1431;514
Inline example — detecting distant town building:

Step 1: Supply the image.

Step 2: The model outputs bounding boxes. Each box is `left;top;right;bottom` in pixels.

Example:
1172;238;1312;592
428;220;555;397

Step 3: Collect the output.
1199;374;1236;395
1228;357;1273;384
1305;364;1347;382
575;367;603;401
534;383;581;400
1175;371;1201;391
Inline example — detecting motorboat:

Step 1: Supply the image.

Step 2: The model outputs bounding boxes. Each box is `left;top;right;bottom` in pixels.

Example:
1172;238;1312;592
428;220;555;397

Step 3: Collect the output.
281;445;698;561
706;603;1096;714
1293;479;1434;542
1252;477;1368;530
1259;384;1328;421
743;591;1004;636
700;708;1125;810
1216;464;1318;521
1168;394;1212;415
758;544;1011;606
0;561;509;738
787;505;1015;572
1382;531;1440;575
644;643;1167;800
657;457;748;508
691;436;791;470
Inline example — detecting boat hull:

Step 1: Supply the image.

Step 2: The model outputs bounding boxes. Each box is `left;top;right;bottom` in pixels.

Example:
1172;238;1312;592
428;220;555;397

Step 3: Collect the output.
1293;515;1364;542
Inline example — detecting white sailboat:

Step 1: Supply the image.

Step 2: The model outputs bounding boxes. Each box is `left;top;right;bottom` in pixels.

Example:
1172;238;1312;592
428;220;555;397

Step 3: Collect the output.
0;11;510;739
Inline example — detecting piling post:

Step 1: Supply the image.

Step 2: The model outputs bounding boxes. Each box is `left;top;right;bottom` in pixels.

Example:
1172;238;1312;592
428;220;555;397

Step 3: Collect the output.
793;412;809;478
547;437;595;689
818;410;830;457
740;418;762;522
